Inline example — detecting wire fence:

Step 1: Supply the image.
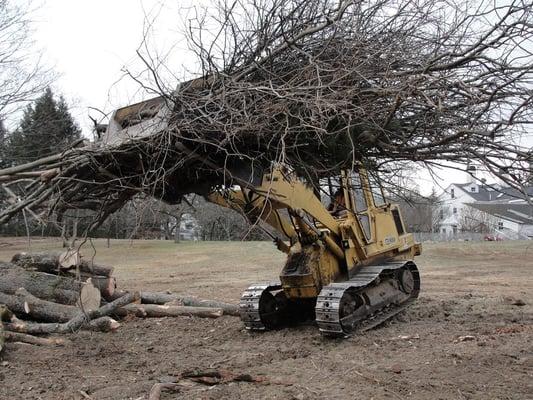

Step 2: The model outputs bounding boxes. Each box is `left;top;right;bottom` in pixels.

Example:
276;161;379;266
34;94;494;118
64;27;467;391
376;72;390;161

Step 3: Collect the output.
413;232;486;242
414;230;531;242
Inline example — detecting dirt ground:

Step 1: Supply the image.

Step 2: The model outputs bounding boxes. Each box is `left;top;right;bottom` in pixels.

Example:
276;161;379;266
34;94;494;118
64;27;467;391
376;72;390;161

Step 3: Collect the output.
0;237;531;399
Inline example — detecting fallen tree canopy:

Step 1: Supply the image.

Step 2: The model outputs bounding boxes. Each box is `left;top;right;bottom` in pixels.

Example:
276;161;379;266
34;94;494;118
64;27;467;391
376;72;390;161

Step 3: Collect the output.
0;0;532;229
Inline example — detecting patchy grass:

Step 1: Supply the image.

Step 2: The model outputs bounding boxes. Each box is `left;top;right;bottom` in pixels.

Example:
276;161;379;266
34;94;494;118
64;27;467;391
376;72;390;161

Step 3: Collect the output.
0;237;531;399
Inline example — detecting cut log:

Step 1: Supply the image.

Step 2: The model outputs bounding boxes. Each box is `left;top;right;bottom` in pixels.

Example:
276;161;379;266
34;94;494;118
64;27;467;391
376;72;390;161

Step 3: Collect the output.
1;263;112;304
137;292;240;316
88;316;121;332
11;252;64;273
63;274;115;300
5;292;138;334
0;289;120;333
76;281;101;312
105;289;129;302
5;316;120;334
11;252;114;277
58;249;80;268
77;260;114;278
61;292;140;333
0;262;83;304
177;297;240;316
4;331;67;346
0;288;78;322
115;304;223;319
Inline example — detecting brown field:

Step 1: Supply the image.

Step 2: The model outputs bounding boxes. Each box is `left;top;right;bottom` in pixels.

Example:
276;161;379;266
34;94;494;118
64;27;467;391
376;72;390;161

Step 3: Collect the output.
0;237;532;399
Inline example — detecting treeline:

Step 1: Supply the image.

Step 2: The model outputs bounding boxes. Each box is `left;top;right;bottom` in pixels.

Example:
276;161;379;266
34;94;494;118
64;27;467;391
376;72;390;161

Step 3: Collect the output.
0;88;80;239
0;88;81;167
0;196;269;242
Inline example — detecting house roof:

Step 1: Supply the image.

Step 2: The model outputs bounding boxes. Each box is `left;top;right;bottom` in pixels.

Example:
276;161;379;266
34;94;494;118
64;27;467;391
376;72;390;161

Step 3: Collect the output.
467;201;533;225
453;183;533;202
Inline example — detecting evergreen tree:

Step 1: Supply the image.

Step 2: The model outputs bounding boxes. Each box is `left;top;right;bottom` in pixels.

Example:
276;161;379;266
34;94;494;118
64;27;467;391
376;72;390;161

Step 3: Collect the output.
7;88;81;165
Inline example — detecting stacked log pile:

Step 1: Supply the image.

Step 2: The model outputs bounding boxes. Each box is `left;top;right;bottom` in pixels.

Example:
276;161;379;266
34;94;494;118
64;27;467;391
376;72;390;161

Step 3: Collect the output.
0;251;239;350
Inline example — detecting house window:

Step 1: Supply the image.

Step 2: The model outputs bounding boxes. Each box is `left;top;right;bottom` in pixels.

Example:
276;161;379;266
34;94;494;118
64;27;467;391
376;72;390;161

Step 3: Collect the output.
442;228;446;234
471;186;476;192
452;225;458;235
453;207;457;214
439;210;444;220
450;188;455;199
498;221;504;230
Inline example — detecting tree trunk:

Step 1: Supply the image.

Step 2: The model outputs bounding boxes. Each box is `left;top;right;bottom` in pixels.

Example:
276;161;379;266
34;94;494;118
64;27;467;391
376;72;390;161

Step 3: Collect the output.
115;304;223;319
76;282;101;312
177;297;240;316
6;292;139;334
0;286;102;325
5;316;120;334
0;288;79;322
104;289;129;302
87;316;120;332
12;252;114;277
109;291;240;316
11;252;63;273
209;221;216;241
78;261;114;277
0;262;82;304
174;214;183;243
139;291;176;304
61;292;139;333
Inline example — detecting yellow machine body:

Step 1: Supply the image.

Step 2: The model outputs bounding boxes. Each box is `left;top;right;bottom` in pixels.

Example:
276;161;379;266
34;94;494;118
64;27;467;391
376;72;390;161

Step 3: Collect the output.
208;165;421;301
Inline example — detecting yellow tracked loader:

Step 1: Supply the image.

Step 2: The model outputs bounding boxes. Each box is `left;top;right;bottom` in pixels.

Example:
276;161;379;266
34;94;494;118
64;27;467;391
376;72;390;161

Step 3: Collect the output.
102;96;421;337
208;164;421;336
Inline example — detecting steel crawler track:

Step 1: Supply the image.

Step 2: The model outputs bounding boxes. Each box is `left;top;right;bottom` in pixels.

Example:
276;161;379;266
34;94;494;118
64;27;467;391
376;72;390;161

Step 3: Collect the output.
315;261;420;336
239;261;420;336
239;282;282;330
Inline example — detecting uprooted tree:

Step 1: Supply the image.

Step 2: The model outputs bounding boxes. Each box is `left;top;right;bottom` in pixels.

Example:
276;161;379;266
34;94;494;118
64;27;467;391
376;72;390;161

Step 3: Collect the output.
0;0;532;233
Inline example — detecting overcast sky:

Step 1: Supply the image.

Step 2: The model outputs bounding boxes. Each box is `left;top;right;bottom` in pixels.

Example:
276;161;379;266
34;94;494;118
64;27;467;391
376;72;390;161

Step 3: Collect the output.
29;0;522;194
33;1;181;131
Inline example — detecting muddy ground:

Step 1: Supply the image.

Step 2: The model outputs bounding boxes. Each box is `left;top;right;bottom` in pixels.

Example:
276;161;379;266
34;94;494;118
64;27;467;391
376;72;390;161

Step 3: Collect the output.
0;238;531;399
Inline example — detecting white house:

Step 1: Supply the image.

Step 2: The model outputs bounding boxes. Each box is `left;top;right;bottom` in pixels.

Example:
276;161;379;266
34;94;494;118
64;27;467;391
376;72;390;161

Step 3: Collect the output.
438;179;499;235
438;168;533;237
467;201;533;239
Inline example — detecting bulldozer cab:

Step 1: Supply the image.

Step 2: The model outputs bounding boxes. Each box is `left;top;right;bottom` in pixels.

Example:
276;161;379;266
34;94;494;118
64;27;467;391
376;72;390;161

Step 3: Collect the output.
321;169;388;242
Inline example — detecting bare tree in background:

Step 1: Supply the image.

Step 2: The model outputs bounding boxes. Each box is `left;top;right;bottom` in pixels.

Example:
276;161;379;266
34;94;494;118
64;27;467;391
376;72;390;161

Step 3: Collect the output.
395;188;442;233
0;0;54;120
156;196;198;242
459;205;498;234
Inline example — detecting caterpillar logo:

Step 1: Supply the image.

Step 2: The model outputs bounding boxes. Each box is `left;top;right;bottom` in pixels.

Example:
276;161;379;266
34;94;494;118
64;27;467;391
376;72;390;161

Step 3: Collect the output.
384;236;396;245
